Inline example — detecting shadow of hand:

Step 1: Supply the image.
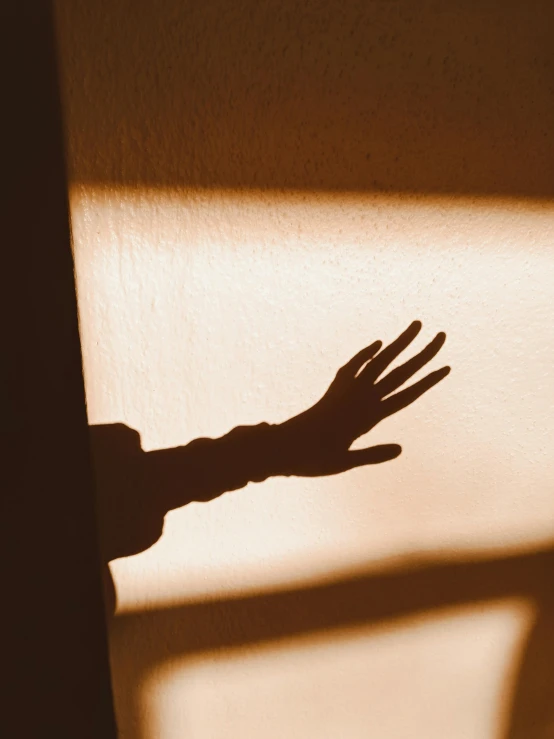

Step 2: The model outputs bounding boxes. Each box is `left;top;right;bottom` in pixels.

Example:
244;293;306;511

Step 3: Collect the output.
90;321;449;568
278;321;450;476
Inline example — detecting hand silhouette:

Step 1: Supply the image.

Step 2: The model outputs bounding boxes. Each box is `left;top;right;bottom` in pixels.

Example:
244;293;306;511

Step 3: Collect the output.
276;321;450;476
91;321;450;569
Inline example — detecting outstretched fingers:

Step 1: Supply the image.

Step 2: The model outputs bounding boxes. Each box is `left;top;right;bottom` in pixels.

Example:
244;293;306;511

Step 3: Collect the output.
335;340;383;382
379;366;451;418
358;321;422;384
374;331;446;398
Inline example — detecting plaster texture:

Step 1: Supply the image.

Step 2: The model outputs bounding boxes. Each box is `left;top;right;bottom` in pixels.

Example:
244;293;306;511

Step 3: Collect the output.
55;2;554;737
68;188;554;739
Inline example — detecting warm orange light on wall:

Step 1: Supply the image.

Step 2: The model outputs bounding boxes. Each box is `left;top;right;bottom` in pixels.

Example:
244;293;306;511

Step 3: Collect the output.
68;183;554;738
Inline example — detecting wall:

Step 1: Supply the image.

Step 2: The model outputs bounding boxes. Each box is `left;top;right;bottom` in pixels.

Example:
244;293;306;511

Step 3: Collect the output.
55;2;554;738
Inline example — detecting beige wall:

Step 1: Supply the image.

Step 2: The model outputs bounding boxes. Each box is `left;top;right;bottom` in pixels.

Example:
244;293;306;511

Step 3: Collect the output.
56;2;554;738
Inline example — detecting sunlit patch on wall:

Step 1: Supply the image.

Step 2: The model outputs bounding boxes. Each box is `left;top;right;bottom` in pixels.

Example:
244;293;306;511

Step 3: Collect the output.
127;598;534;739
69;186;554;609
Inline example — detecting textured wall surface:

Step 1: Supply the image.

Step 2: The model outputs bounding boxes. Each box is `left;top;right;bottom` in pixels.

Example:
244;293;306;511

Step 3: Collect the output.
56;0;554;196
56;2;554;738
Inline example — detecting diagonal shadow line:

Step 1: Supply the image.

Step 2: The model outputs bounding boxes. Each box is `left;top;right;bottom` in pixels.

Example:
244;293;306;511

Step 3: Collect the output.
110;546;554;739
90;424;554;738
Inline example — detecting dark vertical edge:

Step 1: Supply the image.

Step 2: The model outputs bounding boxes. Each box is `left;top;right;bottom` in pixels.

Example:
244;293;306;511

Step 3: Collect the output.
1;2;118;736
